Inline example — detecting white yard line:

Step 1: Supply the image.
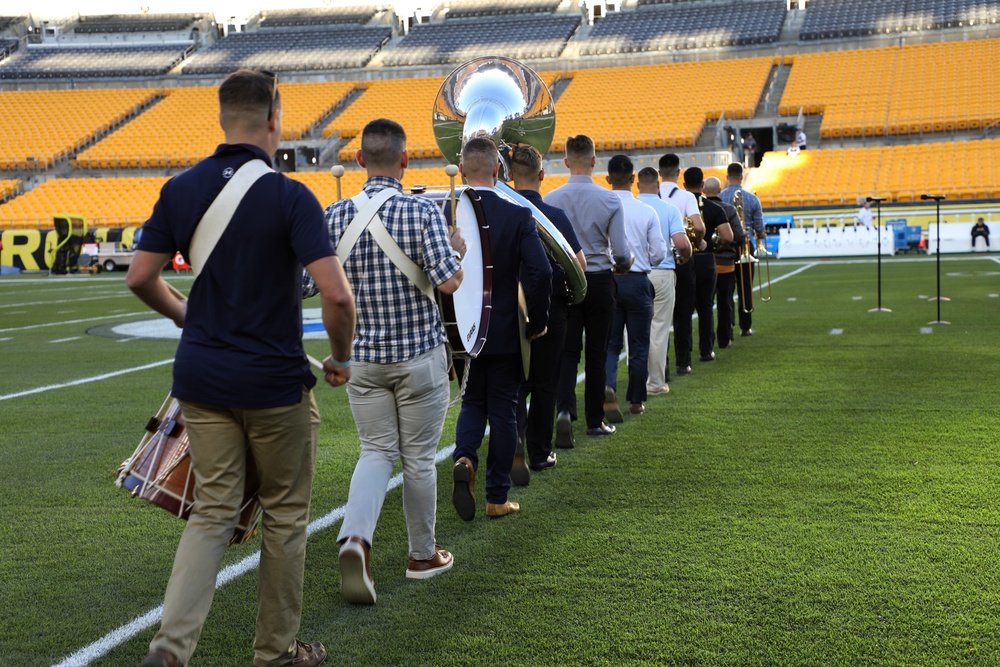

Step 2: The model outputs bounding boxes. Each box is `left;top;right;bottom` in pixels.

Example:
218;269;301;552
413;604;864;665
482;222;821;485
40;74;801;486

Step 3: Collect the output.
0;359;173;402
49;337;81;344
0;311;149;334
0;294;132;309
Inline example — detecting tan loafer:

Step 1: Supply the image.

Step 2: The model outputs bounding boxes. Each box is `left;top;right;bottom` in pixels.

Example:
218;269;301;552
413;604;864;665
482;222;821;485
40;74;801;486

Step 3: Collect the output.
486;500;520;518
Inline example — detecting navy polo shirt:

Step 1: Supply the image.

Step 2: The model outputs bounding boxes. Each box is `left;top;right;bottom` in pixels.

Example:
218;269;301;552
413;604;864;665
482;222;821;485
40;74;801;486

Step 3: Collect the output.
139;143;335;409
517;189;582;300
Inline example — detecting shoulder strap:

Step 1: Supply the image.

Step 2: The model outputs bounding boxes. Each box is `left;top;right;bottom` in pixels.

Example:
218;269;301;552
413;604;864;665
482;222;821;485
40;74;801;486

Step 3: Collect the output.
668;186;678;199
338;188;434;298
189;159;273;277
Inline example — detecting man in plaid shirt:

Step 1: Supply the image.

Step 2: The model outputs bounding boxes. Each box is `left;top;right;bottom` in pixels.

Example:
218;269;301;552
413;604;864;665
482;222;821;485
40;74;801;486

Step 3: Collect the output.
319;118;465;604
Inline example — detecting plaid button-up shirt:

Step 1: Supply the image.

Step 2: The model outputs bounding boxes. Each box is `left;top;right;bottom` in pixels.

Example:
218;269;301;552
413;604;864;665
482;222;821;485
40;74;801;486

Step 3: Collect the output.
321;176;461;364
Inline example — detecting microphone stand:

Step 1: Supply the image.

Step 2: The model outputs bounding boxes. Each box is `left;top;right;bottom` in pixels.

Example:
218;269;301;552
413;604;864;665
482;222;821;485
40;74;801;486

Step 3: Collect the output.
921;194;950;325
866;196;890;313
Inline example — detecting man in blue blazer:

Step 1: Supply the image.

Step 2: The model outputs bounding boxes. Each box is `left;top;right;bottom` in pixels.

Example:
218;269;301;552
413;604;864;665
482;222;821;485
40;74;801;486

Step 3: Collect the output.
451;137;551;520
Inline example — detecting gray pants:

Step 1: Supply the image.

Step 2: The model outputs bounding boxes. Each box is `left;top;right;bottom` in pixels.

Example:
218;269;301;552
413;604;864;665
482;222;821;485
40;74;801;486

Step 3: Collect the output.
338;344;451;561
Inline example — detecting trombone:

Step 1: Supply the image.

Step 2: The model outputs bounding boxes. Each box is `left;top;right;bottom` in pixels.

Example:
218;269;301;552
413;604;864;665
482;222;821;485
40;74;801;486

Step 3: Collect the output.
734;190;757;313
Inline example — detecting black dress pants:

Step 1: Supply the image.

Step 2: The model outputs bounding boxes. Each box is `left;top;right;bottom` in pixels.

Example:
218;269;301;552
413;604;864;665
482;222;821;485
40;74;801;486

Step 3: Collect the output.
556;272;616;430
518;297;569;466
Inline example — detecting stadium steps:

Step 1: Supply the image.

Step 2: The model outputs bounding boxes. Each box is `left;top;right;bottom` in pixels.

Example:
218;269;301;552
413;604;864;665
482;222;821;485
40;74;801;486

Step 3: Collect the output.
757;60;792;118
778;7;806;42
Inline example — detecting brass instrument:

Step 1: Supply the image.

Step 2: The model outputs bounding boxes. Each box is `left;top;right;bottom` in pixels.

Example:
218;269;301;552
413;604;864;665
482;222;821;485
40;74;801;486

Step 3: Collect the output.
756;237;772;302
432;56;586;304
684;216;700;252
734;189;756;313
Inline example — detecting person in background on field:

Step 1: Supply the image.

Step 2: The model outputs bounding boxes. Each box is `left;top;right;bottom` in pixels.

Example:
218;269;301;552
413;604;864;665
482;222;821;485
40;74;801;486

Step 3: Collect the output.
971;217;990;250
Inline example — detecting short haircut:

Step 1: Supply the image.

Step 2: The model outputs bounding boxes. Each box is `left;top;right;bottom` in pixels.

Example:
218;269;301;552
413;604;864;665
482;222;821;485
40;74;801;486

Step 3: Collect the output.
565;135;595;161
637;166;659;187
361;118;407;169
461;136;499;179
683;166;704;188
607;154;634;187
658;153;680;177
703;177;722;196
218;69;279;127
727;162;744;179
510;144;543;181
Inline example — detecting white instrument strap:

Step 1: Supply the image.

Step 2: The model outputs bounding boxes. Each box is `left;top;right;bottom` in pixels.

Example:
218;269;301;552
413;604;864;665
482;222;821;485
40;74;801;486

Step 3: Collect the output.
189;159;273;278
338;188;434;298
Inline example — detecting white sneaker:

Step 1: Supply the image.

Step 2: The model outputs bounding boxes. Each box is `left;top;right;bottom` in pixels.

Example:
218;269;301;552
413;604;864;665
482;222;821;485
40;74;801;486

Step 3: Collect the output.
646;384;670;396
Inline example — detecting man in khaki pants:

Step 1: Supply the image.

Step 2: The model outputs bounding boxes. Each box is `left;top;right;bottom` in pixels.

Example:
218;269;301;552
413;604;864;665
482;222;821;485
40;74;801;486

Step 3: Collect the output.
127;69;355;667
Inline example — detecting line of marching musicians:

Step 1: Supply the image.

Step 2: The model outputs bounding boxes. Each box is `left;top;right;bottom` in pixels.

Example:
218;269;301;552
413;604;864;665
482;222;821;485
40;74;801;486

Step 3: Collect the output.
128;72;769;666
323;125;771;613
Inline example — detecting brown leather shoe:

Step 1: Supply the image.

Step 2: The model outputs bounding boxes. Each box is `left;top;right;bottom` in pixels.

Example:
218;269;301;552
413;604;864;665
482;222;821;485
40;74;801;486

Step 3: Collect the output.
452;457;476;521
629;403;645;415
141;648;182;667
278;639;327;667
339;537;376;605
406;546;454;580
486;500;520;518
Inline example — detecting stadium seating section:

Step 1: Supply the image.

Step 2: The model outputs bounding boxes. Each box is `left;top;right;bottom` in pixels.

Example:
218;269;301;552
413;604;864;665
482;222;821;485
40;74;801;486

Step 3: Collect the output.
551;58;772;153
75;81;359;169
444;0;562;20
324;72;562;162
0;37;18;60
73;14;199;34
780;39;1000;138
800;0;1000;41
0;88;159;171
0;179;20;203
0;45;190;79
381;14;580;66
180;27;391;73
748;139;1000;208
580;0;785;55
256;6;381;28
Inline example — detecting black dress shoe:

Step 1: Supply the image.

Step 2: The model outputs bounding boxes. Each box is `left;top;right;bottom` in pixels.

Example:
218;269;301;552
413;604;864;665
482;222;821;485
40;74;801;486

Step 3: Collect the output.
529;452;557;471
741;329;754;337
554;411;575;449
586;423;616;436
699;352;715;362
509;453;530;487
720;341;733;349
676;365;692;376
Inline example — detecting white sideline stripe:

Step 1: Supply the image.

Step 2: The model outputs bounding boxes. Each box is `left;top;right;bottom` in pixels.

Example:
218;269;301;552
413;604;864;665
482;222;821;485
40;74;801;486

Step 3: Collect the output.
0;337;11;342
54;263;819;665
49;336;81;344
0;311;149;334
0;359;173;402
0;294;131;309
830;329;843;335
920;327;934;334
52;446;459;667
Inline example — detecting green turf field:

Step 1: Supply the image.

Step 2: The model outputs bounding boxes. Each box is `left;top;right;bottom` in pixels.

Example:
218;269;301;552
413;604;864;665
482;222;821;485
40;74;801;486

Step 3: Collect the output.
1;255;998;666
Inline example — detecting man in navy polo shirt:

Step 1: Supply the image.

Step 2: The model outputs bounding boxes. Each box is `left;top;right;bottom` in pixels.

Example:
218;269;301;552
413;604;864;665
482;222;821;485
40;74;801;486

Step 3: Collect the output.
127;69;355;667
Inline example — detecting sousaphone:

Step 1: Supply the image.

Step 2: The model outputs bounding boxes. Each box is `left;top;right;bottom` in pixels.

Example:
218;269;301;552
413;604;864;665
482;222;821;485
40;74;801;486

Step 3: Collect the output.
432;56;587;307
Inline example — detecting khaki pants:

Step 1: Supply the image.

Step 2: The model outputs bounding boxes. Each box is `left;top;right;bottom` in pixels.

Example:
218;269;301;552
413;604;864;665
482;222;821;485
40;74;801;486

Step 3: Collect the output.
150;388;320;667
648;268;676;389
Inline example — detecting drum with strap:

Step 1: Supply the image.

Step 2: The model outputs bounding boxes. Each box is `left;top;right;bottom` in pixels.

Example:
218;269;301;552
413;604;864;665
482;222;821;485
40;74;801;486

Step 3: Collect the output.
116;395;262;546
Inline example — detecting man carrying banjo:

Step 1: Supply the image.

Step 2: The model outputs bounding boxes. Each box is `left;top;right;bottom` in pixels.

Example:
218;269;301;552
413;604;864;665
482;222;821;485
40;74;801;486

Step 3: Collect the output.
315;118;467;604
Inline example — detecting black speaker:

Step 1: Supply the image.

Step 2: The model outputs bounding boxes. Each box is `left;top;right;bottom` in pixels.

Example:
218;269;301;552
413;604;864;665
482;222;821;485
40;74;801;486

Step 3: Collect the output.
299;147;319;167
276;151;296;173
777;124;796;144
